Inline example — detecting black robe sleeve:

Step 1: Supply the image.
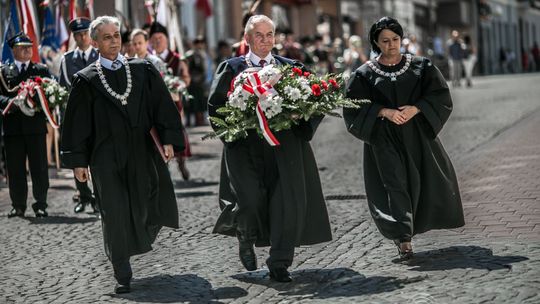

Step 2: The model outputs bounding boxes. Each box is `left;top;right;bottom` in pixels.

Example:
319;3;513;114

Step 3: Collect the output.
207;60;235;145
60;75;93;168
145;62;185;152
343;71;384;144
414;59;453;139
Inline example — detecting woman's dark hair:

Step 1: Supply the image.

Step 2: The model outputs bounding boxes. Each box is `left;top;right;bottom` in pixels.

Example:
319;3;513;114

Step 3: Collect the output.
368;17;404;54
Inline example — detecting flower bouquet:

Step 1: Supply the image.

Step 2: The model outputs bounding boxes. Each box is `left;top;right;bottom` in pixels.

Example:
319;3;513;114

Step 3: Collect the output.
39;77;69;109
207;64;369;145
162;70;191;101
1;76;61;128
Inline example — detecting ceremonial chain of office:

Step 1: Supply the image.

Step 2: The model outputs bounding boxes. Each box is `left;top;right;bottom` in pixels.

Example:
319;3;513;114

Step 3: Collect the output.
95;57;133;105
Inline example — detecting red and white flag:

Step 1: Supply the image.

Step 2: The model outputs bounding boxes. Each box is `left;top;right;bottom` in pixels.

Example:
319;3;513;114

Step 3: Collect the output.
156;0;184;54
19;0;40;62
55;2;69;49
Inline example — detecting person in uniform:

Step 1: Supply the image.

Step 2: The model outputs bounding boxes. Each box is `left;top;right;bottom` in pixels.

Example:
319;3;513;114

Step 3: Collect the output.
59;17;99;214
343;17;464;259
184;36;209;126
60;16;184;294
149;22;192;180
208;15;332;282
0;33;51;218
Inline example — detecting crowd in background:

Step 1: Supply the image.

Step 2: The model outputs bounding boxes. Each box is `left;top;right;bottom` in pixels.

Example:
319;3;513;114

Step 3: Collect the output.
2;20;540;184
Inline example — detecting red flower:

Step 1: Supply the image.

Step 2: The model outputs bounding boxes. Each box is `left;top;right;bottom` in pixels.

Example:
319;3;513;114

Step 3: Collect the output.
328;78;339;89
320;80;329;90
292;67;303;76
303;71;311;77
34;76;43;84
311;84;322;96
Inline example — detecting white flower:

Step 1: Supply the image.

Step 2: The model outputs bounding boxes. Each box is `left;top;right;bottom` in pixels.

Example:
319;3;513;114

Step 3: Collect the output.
259;94;283;118
282;85;302;101
49;95;56;103
257;65;279;83
297;78;312;97
228;87;248;111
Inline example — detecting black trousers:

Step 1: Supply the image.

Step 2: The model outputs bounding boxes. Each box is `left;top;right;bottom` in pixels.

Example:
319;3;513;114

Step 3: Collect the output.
75;178;93;202
226;136;295;269
4;134;49;211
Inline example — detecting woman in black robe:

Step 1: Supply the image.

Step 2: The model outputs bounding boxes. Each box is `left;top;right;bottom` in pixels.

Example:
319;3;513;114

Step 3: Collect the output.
343;17;464;258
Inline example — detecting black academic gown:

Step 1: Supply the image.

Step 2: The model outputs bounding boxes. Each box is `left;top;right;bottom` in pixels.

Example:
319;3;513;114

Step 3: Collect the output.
208;55;332;248
343;56;464;241
61;59;184;263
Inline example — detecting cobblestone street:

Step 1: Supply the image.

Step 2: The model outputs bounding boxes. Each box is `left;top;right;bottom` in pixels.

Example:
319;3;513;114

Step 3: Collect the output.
1;73;539;303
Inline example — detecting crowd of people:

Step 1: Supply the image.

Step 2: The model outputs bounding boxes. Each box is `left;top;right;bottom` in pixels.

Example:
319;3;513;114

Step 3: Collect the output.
0;12;486;295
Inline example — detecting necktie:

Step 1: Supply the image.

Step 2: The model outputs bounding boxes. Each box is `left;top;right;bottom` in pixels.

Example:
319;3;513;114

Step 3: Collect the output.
81;51;86;65
259;59;267;67
20;63;26;73
111;60;121;70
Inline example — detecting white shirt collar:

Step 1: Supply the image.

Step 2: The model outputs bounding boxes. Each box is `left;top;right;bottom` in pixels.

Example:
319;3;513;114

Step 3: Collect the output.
247;51;273;66
156;49;170;61
14;60;31;72
99;53;125;70
76;46;94;60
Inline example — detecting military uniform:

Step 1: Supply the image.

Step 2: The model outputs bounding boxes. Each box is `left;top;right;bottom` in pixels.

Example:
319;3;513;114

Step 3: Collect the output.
0;33;51;217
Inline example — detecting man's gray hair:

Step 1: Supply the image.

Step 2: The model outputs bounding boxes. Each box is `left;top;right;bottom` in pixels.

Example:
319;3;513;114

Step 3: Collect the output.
89;16;121;41
244;15;275;36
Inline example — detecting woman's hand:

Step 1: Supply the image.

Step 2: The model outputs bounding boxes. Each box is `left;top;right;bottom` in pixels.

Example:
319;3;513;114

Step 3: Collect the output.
398;105;420;123
379;108;408;125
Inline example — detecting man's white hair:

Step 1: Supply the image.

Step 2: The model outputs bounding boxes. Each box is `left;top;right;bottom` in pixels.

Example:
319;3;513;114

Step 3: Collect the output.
89;16;121;41
244;15;275;36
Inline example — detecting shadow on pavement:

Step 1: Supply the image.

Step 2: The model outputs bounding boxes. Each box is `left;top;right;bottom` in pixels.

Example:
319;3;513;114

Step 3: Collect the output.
114;274;247;303
176;191;216;199
24;215;99;225
188;152;220;161
232;268;425;298
400;245;529;271
174;179;218;189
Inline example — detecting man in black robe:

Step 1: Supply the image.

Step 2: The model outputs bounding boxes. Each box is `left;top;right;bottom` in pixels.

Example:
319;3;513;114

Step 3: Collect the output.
0;33;51;218
59;17;99;214
61;16;184;294
208;15;332;282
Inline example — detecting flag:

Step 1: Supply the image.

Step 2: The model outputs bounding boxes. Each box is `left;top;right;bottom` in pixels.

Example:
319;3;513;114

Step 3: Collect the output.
144;0;155;24
41;4;59;51
69;0;77;20
1;0;22;63
20;0;41;62
196;0;212;18
156;0;184;54
55;2;69;49
86;0;95;19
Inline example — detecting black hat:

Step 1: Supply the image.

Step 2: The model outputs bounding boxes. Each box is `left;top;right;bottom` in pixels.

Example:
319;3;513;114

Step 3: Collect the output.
193;36;206;44
122;31;132;43
149;22;168;37
68;17;91;33
8;32;33;48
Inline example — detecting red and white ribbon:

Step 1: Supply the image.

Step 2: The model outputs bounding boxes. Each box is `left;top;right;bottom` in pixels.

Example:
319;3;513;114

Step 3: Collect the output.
1;80;59;129
235;69;282;146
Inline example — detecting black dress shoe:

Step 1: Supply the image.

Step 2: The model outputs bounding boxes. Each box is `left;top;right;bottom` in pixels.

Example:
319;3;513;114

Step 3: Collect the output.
269;267;292;282
34;208;48;218
74;201;87;213
239;241;257;271
7;208;25;218
114;283;131;294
